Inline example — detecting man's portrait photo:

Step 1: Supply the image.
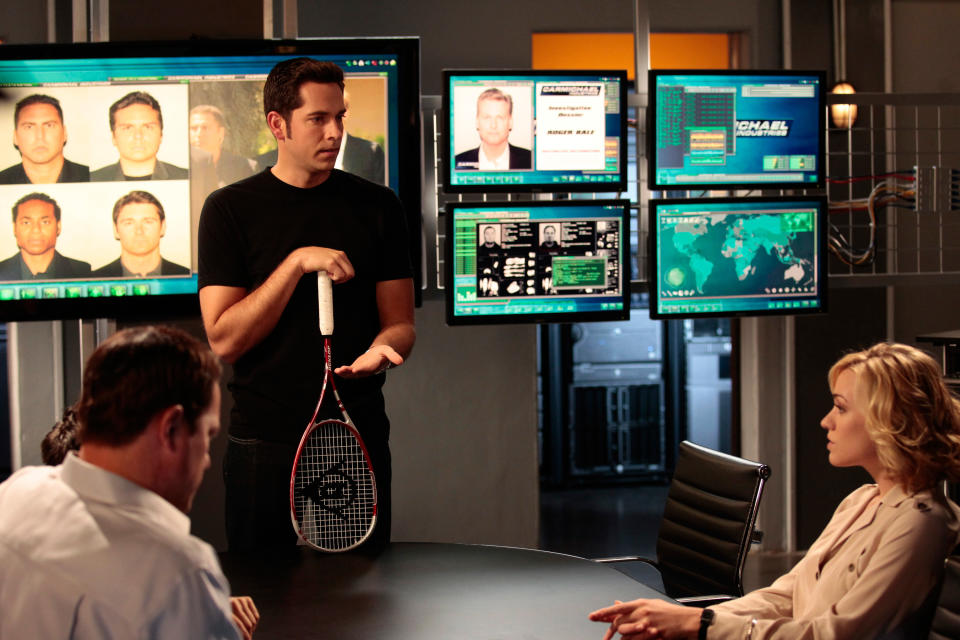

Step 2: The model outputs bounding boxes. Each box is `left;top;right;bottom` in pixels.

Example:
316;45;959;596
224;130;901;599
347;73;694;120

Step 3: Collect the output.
0;94;89;185
539;224;561;252
477;224;502;257
0;192;91;280
91;89;189;182
189;105;257;189
92;190;189;277
454;86;533;172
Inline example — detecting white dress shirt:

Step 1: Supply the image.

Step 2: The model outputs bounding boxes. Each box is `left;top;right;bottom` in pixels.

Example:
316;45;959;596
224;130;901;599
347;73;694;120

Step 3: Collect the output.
0;453;240;639
478;144;510;170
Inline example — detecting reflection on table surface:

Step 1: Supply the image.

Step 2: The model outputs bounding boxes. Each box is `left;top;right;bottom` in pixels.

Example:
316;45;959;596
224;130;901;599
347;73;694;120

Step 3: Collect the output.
219;542;671;640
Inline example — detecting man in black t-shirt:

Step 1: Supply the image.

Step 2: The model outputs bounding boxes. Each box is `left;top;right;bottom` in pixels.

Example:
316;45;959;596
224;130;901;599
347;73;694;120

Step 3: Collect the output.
197;58;415;553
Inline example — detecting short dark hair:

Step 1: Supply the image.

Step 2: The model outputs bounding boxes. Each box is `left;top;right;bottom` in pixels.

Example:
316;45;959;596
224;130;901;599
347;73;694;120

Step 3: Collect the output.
12;192;61;223
41;406;80;465
14;94;64;126
109;91;163;132
263;58;344;129
77;326;221;446
112;190;165;225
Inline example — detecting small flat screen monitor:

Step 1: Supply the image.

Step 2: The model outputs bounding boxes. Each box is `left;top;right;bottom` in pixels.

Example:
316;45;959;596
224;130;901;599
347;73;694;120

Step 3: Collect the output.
0;37;421;321
649;196;828;319
442;70;628;193
649;70;825;190
445;199;630;325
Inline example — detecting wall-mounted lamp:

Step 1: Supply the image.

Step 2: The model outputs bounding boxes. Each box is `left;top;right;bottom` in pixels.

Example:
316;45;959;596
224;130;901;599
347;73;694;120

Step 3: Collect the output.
830;81;857;129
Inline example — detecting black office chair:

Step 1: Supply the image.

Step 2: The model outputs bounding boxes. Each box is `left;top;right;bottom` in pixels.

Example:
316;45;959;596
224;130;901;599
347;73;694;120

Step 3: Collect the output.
928;549;960;639
597;440;771;605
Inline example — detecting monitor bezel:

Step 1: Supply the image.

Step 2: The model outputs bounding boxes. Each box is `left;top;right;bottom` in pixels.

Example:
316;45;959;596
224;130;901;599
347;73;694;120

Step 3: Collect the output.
441;69;629;194
444;198;632;326
647;69;827;191
0;36;422;322
648;195;829;320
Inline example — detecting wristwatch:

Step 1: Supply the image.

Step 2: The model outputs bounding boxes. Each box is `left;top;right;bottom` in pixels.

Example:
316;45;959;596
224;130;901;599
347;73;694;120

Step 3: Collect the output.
698;608;715;640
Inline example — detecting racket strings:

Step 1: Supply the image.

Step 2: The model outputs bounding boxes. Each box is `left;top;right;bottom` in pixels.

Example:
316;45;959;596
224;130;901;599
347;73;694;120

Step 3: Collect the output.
292;420;375;551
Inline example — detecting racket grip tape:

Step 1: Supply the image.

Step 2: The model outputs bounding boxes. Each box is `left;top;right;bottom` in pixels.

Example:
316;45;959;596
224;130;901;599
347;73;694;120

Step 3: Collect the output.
317;271;334;336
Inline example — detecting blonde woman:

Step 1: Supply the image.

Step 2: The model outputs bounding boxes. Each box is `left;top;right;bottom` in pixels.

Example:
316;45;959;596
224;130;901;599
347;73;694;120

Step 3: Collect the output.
590;342;960;639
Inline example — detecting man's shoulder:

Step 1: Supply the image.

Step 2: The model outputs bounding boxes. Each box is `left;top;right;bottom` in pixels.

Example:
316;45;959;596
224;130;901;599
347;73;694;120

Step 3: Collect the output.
0;163;27;184
154;161;188;180
60;159;90;182
455;147;480;162
509;144;532;164
91;258;122;277
53;252;92;276
90;162;122;181
331;170;401;206
160;258;190;275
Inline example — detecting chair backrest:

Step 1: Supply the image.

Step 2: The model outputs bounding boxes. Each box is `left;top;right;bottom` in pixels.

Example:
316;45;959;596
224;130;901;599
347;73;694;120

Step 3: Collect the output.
656;440;771;599
928;550;960;639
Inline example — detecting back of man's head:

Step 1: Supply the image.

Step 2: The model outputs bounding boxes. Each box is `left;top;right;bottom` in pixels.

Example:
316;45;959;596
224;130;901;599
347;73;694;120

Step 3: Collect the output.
77;326;221;446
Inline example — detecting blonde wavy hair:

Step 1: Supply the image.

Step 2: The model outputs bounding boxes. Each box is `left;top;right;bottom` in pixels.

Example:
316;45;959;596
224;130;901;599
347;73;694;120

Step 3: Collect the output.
829;342;960;492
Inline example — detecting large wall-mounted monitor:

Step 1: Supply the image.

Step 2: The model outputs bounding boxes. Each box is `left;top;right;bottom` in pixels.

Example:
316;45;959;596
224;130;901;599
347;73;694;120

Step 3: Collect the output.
442;70;628;194
649;196;828;319
649;70;825;190
0;37;421;321
445;199;630;325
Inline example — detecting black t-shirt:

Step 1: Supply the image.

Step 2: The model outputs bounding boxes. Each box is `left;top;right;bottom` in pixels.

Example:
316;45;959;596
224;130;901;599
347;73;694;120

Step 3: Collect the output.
198;169;412;442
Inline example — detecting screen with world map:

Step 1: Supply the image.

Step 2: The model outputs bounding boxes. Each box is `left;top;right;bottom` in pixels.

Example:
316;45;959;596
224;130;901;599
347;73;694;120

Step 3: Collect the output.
649;196;827;319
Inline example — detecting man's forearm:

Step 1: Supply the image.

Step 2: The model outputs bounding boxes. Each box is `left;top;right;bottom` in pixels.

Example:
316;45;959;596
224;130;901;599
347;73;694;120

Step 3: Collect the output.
371;321;416;360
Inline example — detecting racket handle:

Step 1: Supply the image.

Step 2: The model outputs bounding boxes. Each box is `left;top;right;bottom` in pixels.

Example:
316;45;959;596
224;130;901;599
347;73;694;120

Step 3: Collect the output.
317;271;334;336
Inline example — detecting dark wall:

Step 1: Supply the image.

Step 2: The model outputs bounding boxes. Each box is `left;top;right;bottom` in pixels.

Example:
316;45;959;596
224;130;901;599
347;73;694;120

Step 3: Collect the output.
793;288;885;548
299;0;782;94
0;1;46;43
109;0;262;40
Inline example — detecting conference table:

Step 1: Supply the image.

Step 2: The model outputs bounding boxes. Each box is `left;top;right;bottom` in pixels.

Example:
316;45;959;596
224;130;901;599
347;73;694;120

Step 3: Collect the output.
219;542;672;639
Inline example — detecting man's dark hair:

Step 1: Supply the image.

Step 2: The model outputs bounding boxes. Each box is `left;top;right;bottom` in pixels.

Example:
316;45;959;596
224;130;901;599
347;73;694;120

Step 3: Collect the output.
41;406;80;465
77;326;221;446
12;192;61;223
108;91;163;132
263;58;344;130
14;94;64;126
112;190;165;225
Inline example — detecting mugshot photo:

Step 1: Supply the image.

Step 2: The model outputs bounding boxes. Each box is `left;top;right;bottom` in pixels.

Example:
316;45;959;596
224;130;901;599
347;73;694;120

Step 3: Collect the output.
452;83;534;171
0;88;96;186
84;84;190;182
0;181;191;281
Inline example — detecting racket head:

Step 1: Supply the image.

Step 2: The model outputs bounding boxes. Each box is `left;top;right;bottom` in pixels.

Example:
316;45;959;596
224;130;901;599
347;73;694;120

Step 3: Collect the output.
290;418;377;552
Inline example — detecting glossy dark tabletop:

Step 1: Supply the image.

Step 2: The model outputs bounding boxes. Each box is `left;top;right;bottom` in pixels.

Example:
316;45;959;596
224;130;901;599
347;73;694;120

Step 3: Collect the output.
220;542;670;639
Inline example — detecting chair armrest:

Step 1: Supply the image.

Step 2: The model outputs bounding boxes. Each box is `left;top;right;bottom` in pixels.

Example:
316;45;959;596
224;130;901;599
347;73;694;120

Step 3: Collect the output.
676;595;735;607
593;556;657;567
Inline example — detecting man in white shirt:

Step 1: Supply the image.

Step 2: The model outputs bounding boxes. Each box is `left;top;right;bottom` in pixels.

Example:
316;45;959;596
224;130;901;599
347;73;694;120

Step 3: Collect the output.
0;325;258;639
454;88;532;171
